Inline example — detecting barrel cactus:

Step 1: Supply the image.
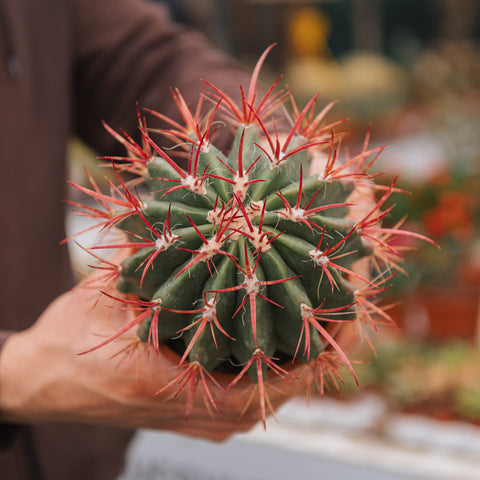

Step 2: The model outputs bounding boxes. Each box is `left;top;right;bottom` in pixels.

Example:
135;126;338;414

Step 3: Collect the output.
67;46;431;423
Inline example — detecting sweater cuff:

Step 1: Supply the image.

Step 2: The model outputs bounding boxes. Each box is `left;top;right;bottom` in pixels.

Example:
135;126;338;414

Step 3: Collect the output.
0;330;21;450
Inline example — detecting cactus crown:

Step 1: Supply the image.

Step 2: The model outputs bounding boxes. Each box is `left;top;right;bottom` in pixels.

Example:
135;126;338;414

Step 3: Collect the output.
67;46;432;424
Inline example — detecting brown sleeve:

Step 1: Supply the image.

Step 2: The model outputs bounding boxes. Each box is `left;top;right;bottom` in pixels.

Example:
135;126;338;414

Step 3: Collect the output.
71;0;248;156
0;331;20;451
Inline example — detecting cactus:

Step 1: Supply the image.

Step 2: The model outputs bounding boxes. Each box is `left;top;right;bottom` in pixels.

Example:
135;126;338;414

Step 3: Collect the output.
66;46;432;423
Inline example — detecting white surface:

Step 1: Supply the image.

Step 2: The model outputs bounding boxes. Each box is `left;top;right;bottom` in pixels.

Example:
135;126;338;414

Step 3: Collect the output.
119;395;480;480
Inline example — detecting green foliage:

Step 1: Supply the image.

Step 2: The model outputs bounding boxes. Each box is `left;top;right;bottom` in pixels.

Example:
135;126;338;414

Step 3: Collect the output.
339;339;480;422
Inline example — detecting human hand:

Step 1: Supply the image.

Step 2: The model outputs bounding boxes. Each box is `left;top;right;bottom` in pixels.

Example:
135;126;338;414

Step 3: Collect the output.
0;273;304;442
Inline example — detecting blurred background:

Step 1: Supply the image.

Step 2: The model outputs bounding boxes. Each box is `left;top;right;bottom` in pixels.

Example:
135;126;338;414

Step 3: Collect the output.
69;1;480;478
152;0;480;418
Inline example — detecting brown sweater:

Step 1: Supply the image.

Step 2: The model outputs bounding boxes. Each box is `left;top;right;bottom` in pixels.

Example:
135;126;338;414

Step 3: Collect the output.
0;0;248;478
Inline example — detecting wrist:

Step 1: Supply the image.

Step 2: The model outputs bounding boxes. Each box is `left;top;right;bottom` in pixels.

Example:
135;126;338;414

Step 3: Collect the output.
0;325;99;425
0;330;39;423
0;326;76;424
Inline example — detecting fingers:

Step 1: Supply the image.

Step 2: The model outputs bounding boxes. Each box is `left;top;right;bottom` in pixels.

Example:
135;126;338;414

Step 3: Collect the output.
40;287;305;437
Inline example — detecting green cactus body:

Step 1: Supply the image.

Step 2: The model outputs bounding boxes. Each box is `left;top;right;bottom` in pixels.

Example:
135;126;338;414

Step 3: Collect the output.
115;121;365;358
69;46;434;423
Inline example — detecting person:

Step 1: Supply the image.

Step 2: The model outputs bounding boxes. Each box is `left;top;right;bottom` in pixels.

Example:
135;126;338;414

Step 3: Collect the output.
0;1;300;478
